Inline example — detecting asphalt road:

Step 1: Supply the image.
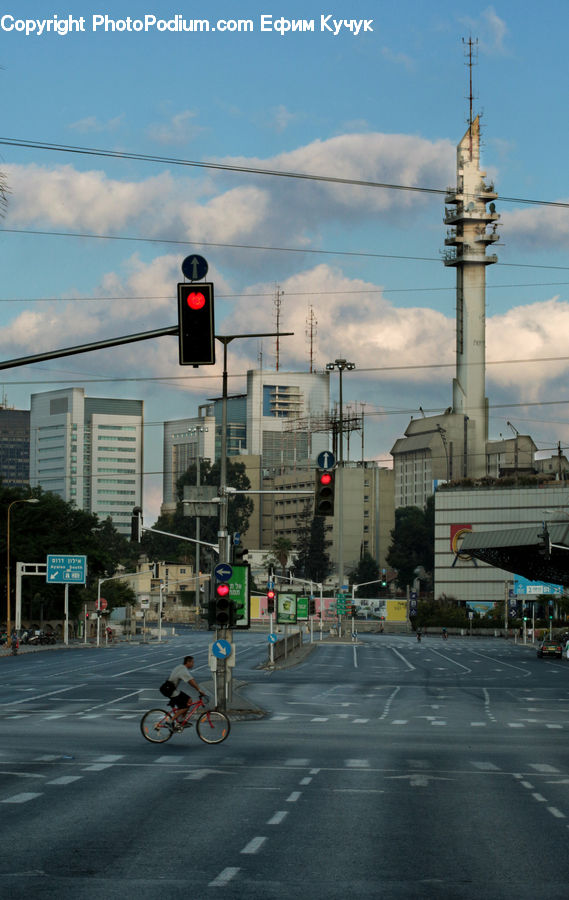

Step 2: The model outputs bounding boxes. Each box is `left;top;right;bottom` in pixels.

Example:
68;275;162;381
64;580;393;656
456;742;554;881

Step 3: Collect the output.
1;632;569;899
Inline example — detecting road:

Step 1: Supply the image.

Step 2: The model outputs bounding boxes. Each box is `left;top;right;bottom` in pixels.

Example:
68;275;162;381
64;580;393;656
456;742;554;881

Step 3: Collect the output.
1;632;569;898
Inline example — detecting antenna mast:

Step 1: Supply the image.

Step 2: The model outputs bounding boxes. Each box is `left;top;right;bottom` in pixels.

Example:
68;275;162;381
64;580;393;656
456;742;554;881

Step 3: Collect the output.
274;284;283;371
462;36;478;160
305;305;317;373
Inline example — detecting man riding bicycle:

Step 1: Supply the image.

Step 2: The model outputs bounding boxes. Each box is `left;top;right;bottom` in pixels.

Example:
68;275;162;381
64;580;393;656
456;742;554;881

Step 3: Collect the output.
167;655;206;731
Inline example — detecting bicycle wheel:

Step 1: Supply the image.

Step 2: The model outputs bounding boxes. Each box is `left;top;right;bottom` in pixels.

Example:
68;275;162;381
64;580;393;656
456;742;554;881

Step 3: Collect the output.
140;708;174;743
196;710;230;744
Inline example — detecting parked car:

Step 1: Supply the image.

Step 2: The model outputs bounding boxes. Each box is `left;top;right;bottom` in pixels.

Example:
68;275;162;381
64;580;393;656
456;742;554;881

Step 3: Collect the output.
537;639;563;659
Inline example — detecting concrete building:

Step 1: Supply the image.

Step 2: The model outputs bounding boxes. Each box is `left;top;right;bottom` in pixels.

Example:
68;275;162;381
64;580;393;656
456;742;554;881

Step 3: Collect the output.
0;405;30;488
435;481;569;608
30;388;143;534
162;414;216;508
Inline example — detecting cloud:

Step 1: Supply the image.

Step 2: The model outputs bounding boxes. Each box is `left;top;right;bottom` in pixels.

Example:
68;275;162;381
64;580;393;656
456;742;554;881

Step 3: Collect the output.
147;110;204;145
68;115;124;133
269;105;297;132
381;47;414;71
459;7;509;56
501;203;569;249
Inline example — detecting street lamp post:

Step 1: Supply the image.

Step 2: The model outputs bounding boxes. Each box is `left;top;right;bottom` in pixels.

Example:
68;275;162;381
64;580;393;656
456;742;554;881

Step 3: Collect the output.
6;498;39;638
326;359;355;592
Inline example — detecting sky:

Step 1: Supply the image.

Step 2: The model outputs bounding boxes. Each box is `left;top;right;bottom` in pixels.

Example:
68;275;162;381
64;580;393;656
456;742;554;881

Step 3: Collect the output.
1;1;569;524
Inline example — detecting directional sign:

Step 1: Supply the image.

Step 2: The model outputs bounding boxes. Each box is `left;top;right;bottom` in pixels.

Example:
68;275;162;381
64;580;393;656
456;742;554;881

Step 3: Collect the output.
268;633;278;644
46;555;87;584
214;563;233;582
181;254;208;281
212;639;232;659
317;450;336;471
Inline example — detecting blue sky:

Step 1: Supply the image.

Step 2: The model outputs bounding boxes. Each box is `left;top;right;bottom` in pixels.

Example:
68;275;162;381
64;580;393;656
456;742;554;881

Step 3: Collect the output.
1;1;569;522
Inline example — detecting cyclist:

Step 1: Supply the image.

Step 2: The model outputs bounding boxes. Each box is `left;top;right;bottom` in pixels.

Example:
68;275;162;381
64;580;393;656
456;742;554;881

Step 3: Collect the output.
167;655;206;731
442;627;448;640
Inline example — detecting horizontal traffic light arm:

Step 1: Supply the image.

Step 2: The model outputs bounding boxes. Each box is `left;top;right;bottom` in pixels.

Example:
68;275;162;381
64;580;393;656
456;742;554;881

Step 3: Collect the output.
145;526;219;552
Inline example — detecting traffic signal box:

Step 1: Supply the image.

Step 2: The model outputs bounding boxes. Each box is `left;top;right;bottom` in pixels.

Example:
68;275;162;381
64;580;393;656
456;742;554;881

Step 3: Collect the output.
267;589;276;614
208;582;237;629
130;506;142;542
315;470;335;517
178;282;215;366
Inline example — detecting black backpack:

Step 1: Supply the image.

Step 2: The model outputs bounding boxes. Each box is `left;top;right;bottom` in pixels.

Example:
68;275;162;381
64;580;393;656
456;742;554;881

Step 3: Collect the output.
159;679;176;698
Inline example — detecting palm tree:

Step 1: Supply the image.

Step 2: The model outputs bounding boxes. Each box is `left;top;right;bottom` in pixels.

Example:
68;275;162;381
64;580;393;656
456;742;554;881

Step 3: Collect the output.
273;537;293;577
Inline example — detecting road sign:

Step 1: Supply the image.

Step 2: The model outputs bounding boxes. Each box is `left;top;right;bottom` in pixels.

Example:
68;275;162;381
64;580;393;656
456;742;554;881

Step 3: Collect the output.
268;633;278;644
212;639;232;659
181;254;208;281
46;554;87;584
97;598;108;611
409;609;417;617
317;450;336;471
214;563;233;582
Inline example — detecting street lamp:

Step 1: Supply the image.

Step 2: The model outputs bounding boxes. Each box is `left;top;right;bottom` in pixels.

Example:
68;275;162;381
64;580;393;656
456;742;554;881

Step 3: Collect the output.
326;359;356;591
6;498;39;638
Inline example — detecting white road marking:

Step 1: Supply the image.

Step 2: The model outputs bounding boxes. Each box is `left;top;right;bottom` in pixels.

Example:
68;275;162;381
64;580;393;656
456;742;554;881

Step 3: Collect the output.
209;867;240;887
300;777;312;785
472;762;500;771
241;837;266;854
548;807;566;818
267;811;288;825
391;647;415;671
391;720;408;725
2;792;43;804
353;718;369;724
3;685;87;707
285;759;309;766
530;764;560;773
286;792;301;802
47;776;82;785
346;759;370;768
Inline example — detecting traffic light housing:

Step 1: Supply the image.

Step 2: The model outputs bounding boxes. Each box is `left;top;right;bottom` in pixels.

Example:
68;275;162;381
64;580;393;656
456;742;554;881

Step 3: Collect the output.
537;524;551;558
381;568;387;587
178;282;215;366
209;582;237;629
234;546;249;565
131;506;142;542
315;470;335;517
350;603;357;617
267;589;275;614
548;600;554;620
309;598;316;615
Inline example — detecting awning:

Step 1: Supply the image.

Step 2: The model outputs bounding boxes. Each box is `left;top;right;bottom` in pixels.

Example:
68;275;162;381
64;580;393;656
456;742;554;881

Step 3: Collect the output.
460;523;569;585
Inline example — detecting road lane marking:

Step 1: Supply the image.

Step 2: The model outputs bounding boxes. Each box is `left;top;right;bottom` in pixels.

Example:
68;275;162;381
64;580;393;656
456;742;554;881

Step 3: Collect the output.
2;792;43;804
530;764;560;773
548;807;566;818
286;792;301;802
2;685;87;707
209;867;240;886
472;762;500;771
300;777;312;785
267;811;288;825
47;776;82;785
424;647;472;673
379;686;401;720
241;837;267;854
285;759;309;766
346;759;370;768
391;648;415;671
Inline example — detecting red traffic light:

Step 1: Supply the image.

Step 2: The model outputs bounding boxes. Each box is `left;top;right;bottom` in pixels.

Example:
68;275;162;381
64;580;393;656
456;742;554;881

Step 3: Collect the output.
216;583;230;597
267;589;275;600
186;291;206;311
319;472;332;486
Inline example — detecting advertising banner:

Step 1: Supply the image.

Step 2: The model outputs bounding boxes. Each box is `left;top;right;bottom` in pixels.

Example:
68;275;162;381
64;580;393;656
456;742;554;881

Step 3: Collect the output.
277;593;297;625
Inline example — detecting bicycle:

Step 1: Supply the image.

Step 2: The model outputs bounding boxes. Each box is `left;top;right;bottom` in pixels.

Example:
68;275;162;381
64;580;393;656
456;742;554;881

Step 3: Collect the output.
140;695;230;745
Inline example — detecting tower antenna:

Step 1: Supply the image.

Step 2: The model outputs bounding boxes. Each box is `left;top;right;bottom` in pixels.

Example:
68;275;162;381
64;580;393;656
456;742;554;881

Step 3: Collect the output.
305;305;317;373
462;36;478;160
274;284;283;371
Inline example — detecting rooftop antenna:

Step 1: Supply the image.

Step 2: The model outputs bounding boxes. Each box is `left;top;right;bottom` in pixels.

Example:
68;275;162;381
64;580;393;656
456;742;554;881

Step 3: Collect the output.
462;36;478;160
305;305;317;373
274;284;283;371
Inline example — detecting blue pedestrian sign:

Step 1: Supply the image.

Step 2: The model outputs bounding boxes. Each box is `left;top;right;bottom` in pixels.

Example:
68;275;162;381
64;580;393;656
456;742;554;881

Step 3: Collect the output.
212;639;232;659
317;450;336;471
46;555;87;584
214;563;233;582
268;633;278;644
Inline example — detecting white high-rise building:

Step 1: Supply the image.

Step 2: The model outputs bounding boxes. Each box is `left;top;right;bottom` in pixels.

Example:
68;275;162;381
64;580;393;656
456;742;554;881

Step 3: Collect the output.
30;388;143;534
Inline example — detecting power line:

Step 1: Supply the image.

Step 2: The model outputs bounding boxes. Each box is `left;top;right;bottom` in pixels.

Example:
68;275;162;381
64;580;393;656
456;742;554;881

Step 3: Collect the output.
2;135;569;209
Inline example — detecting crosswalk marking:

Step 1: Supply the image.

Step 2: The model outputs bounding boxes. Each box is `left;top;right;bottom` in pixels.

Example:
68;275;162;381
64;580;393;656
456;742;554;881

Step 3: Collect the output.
2;792;43;804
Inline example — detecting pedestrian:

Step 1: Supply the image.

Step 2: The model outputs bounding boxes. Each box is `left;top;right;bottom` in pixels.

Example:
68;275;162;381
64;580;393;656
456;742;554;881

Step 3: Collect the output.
10;631;18;655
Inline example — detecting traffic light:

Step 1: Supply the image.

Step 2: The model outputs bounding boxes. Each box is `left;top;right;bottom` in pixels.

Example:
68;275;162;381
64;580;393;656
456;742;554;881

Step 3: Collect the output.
209;582;237;629
548;601;554;620
234;546;249;564
85;612;90;620
350;603;357;617
381;568;387;587
537;523;551;558
267;589;275;614
314;470;335;517
309;598;316;615
130;506;142;542
178;282;215;366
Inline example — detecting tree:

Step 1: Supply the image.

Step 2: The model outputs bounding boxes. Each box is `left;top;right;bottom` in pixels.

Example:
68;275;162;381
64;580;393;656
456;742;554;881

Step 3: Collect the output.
272;537;293;576
387;494;434;590
350;553;380;598
141;459;253;567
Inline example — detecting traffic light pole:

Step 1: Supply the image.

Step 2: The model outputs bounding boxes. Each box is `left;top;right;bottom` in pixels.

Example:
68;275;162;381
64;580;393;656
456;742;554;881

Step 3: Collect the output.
214;332;293;711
